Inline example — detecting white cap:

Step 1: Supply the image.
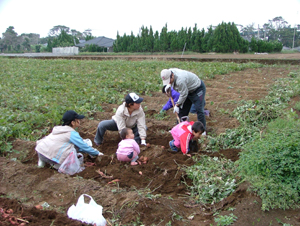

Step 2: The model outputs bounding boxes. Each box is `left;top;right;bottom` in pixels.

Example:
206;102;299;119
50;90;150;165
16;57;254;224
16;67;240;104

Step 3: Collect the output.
160;69;172;86
125;93;144;104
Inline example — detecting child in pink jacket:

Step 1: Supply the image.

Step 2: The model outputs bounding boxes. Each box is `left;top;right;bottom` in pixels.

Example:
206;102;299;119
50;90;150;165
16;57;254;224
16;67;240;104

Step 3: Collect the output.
169;121;204;157
116;128;140;165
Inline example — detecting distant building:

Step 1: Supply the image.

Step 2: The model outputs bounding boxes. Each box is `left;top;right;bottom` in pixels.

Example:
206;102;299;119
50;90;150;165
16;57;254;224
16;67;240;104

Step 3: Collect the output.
76;36;115;52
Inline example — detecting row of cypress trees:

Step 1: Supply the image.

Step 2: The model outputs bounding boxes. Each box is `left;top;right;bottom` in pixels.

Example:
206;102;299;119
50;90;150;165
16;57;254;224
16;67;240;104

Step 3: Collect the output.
113;22;282;53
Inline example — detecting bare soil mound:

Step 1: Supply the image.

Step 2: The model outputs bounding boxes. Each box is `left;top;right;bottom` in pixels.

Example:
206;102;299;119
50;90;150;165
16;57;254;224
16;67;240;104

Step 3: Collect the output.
1;65;300;225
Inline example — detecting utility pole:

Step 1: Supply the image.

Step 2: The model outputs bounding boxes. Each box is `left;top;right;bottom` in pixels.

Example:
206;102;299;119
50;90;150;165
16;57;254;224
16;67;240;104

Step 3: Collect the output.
258;24;260;39
181;42;187;58
293;11;299;49
292;25;296;49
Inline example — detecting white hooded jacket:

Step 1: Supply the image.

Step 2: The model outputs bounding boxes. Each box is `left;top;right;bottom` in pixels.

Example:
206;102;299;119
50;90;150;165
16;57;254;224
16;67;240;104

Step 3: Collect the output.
35;125;99;164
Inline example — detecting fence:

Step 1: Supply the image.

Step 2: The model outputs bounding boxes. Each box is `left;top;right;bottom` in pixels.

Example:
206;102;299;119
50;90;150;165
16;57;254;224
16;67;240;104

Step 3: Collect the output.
52;47;79;55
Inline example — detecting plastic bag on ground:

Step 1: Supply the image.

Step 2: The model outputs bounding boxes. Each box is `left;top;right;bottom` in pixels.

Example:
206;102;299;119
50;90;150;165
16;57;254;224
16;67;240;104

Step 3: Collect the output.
67;194;107;226
58;148;85;175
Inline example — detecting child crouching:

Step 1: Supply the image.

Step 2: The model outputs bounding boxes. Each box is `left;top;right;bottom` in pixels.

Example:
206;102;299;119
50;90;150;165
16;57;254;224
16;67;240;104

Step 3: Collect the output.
169;121;204;157
116;128;140;165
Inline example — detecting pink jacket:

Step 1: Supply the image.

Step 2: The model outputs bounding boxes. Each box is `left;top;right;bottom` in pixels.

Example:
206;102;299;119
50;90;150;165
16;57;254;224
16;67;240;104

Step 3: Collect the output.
116;139;140;156
170;121;195;154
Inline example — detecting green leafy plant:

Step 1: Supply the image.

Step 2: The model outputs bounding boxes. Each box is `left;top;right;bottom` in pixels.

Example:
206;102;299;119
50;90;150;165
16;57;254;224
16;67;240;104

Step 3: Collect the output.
213;213;238;226
237;118;300;211
205;125;260;151
294;101;300;111
204;70;300;152
183;155;238;205
154;111;170;120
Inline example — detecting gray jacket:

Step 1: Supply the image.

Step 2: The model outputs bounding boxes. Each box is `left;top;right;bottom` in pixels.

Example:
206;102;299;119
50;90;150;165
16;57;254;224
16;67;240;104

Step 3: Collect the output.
170;68;201;106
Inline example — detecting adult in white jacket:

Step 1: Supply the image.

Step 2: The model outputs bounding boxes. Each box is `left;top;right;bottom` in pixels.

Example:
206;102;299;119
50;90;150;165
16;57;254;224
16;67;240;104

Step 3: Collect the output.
35;110;101;173
94;93;147;146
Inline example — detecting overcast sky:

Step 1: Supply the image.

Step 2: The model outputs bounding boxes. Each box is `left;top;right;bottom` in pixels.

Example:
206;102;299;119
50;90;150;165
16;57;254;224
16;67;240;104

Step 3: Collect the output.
0;0;299;39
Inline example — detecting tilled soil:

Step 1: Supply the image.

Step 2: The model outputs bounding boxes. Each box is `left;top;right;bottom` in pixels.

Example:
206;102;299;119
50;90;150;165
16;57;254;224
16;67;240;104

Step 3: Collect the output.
1;56;300;225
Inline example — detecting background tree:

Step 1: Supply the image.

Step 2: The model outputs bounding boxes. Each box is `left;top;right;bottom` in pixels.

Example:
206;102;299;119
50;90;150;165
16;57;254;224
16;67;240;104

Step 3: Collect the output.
147;26;154;52
49;25;70;36
169;31;179;51
48;30;77;49
160;24;169;51
1;26;18;51
20;33;40;45
71;29;84;40
83;29;94;40
240;23;257;41
22;37;31;51
202;25;214;52
153;31;160;52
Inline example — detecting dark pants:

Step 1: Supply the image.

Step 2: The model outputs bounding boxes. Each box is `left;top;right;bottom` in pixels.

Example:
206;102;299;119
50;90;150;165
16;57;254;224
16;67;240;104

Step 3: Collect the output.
178;81;206;130
94;119;141;144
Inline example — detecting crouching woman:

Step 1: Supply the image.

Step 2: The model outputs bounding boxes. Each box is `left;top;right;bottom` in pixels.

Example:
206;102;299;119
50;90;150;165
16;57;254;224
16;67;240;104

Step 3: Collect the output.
35;110;102;175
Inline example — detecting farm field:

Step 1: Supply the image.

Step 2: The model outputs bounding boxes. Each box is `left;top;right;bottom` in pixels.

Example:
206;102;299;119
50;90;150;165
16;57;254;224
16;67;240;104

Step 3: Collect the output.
0;55;300;226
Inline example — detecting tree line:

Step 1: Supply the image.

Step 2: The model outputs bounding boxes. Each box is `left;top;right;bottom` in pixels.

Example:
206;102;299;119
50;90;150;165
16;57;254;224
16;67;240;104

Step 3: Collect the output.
0;25;93;53
113;22;283;53
0;16;298;53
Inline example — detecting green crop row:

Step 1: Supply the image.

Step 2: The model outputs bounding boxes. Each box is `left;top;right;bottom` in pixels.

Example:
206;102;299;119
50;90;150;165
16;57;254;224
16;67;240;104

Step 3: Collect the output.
202;69;300;211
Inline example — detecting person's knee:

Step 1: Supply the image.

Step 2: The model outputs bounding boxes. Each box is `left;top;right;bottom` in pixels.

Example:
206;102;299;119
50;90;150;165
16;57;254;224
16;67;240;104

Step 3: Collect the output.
135;137;141;144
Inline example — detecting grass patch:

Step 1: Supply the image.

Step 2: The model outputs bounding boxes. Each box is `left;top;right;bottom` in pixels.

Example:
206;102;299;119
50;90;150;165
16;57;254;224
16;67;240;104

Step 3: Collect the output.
237;118;300;211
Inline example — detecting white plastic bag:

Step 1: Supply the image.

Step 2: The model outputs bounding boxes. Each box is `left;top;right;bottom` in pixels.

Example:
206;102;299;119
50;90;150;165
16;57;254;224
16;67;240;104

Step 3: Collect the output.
58;149;85;175
67;194;107;226
83;138;93;147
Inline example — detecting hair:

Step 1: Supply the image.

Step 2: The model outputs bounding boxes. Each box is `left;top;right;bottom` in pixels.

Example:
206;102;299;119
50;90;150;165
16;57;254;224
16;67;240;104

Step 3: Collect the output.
62;121;72;126
162;85;166;93
120;128;131;140
192;121;205;133
125;102;134;108
62;119;78;127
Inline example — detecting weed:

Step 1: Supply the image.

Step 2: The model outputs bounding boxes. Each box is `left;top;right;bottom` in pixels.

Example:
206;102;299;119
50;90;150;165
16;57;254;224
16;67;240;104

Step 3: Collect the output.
276;217;293;226
154;111;170;120
218;108;229;114
294;101;300;111
226;207;236;211
171;212;183;221
183;155;238;205
213;213;238;226
237;118;300;211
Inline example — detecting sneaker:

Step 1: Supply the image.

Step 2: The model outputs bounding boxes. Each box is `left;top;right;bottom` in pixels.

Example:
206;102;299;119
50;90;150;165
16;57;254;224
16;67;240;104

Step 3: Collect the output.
169;140;178;152
38;158;45;168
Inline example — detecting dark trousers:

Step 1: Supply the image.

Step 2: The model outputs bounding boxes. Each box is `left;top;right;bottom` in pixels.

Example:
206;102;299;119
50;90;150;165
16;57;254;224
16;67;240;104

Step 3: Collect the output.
178;81;206;130
94;119;141;144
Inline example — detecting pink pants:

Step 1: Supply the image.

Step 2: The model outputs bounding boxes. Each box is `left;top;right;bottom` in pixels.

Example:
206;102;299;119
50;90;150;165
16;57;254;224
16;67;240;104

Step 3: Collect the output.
173;137;181;148
117;150;138;162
